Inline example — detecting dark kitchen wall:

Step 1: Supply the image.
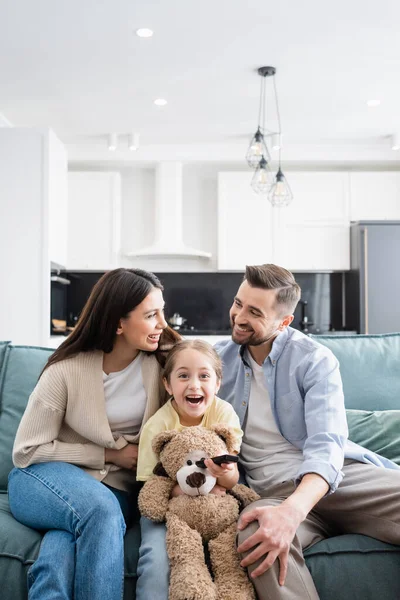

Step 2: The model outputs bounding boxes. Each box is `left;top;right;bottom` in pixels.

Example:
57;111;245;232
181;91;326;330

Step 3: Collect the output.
65;271;346;334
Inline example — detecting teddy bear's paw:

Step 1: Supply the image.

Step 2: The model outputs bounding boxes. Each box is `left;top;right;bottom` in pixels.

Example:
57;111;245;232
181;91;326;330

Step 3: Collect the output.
169;565;217;600
216;581;256;600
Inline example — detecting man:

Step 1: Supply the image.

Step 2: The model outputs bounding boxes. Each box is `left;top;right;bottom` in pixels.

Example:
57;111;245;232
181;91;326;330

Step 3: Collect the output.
215;264;400;600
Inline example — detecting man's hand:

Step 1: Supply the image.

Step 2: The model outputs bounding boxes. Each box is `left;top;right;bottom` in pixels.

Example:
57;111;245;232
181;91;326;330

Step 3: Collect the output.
105;444;138;470
237;503;303;585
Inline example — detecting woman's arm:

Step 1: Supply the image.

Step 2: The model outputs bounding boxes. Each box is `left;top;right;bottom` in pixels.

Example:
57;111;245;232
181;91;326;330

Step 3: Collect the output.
13;367;105;469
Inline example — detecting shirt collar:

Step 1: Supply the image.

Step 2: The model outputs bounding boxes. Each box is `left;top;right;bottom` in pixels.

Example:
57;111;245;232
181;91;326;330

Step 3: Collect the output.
239;327;290;367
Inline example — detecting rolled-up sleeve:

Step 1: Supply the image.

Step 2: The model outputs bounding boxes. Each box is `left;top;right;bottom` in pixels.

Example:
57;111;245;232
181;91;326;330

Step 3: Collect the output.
295;350;348;494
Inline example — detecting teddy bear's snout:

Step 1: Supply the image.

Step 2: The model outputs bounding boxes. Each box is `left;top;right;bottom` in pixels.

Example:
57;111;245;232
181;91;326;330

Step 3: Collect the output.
186;471;206;489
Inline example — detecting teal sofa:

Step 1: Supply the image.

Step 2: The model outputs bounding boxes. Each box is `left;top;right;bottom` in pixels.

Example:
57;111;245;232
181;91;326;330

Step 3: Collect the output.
1;335;400;600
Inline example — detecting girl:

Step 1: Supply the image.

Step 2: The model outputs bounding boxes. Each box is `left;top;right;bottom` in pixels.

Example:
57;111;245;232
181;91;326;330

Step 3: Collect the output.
8;268;180;600
137;338;243;496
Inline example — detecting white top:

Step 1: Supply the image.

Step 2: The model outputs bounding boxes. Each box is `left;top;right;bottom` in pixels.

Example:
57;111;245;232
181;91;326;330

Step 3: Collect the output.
240;350;303;495
103;352;147;436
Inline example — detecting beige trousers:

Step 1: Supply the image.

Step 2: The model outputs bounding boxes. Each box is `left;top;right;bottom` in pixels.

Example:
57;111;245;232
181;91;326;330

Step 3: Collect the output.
237;461;400;600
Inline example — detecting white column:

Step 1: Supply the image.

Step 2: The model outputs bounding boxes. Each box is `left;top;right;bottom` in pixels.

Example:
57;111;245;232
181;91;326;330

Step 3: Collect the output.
0;127;66;346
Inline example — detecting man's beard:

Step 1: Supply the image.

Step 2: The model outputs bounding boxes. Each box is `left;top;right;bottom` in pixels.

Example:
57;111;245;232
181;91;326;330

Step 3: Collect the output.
231;320;279;347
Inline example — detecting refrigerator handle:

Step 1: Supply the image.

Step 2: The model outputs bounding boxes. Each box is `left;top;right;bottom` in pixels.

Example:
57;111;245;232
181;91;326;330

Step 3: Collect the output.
361;227;369;334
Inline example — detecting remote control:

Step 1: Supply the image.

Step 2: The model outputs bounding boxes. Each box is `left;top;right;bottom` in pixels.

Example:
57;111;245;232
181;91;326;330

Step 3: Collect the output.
195;454;239;469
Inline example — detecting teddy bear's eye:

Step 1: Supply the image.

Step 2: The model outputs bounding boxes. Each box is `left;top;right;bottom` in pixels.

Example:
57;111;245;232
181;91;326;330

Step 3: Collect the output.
187;460;193;466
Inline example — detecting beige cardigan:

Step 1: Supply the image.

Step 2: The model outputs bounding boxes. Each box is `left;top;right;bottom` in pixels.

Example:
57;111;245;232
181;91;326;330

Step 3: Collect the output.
12;351;165;491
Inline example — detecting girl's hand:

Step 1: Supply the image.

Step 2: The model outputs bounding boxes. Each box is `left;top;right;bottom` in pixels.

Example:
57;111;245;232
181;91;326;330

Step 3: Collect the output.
105;444;138;470
210;484;227;496
204;457;235;479
170;483;185;498
204;456;239;490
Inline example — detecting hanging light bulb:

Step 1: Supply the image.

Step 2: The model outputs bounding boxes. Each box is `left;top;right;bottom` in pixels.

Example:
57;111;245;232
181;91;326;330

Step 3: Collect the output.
246;128;271;168
246;66;293;205
268;168;293;207
251;156;273;195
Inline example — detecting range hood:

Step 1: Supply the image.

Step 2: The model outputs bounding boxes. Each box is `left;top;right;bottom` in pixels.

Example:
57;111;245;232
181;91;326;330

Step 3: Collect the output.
126;162;211;259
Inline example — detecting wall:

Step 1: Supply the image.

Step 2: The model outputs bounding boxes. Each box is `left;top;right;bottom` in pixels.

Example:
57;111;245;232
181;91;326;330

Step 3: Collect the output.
0;128;50;345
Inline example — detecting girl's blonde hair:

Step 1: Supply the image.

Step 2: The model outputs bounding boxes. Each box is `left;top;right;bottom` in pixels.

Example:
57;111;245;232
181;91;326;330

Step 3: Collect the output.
163;339;223;383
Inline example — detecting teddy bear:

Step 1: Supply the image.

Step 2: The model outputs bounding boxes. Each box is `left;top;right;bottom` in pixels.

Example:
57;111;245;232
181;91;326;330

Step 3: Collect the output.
138;424;260;600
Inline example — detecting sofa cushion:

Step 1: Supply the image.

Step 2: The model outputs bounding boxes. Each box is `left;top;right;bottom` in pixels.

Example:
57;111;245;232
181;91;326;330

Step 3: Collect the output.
346;409;400;465
304;534;400;600
313;333;400;410
0;492;140;600
0;492;42;600
0;345;53;491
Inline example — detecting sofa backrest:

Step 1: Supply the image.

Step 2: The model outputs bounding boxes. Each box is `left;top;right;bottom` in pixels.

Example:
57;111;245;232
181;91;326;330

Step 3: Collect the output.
0;344;53;491
313;333;400;411
0;341;10;387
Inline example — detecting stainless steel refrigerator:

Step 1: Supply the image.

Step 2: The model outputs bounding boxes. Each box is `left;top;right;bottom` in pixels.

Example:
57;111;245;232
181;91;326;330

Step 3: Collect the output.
345;221;400;333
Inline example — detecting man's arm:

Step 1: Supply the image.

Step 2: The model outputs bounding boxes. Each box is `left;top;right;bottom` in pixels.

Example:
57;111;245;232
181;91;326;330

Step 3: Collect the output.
237;346;346;585
237;473;329;584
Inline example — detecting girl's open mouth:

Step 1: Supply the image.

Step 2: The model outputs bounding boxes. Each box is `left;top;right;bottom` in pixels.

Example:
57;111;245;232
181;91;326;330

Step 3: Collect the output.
186;395;204;405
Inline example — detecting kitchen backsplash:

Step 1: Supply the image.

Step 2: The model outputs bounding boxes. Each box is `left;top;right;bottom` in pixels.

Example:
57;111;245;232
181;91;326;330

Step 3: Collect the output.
61;271;346;335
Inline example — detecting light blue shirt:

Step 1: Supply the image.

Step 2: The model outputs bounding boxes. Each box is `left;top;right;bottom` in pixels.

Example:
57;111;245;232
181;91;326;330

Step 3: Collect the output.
215;327;399;494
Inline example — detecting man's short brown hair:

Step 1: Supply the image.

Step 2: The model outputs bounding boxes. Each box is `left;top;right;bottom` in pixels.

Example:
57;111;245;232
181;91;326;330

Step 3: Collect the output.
244;264;301;316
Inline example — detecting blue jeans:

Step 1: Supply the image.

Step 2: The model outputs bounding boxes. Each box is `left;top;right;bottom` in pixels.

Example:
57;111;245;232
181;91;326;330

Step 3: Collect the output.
8;462;128;600
136;517;169;600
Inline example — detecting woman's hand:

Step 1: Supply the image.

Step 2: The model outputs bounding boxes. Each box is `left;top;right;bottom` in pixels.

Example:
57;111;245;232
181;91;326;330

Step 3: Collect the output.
105;444;138;470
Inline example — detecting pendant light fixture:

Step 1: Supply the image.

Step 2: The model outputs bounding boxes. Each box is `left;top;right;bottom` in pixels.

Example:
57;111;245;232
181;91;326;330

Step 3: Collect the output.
268;75;293;206
246;66;274;168
247;66;293;206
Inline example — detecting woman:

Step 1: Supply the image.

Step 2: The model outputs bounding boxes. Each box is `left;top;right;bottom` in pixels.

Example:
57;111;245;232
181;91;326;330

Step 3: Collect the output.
8;268;179;600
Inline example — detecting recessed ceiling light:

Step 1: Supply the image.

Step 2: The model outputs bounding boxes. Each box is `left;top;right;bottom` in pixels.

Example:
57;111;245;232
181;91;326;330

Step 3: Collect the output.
154;98;167;106
136;28;153;38
366;99;381;107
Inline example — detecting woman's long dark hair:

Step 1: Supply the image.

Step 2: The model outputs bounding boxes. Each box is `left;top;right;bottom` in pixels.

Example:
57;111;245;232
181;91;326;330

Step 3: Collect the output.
43;268;181;374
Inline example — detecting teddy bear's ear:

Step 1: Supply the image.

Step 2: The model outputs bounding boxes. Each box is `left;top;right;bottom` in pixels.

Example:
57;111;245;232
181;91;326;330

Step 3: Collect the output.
152;429;179;456
210;424;237;453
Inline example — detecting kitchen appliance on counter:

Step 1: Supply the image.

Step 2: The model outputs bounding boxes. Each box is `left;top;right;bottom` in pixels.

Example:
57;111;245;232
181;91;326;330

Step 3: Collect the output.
168;312;187;330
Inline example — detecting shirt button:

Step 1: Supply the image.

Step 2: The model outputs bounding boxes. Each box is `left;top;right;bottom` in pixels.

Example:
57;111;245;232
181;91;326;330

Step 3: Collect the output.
246;372;250;377
242;401;246;406
100;469;107;475
272;360;276;365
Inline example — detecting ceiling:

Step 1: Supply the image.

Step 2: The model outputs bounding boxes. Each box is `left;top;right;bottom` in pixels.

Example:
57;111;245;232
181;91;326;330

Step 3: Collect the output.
1;0;400;158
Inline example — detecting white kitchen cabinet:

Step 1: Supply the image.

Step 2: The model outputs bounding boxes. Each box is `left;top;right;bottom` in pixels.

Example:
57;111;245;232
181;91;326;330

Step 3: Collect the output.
274;171;350;270
218;171;350;271
349;172;400;221
277;223;350;271
218;173;274;270
284;172;350;224
67;172;121;270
